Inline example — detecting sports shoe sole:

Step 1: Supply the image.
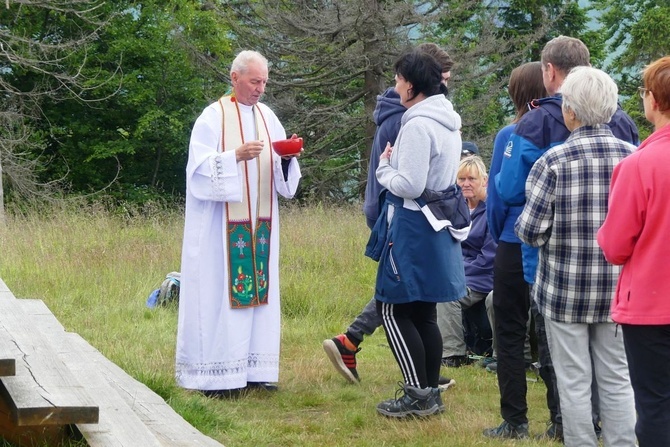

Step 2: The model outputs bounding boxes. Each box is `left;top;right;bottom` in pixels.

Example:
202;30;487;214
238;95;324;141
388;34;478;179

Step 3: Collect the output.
438;378;456;392
376;404;442;418
322;339;359;383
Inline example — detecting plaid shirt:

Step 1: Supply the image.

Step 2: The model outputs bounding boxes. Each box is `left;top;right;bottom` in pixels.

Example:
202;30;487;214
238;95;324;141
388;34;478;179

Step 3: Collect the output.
515;126;635;323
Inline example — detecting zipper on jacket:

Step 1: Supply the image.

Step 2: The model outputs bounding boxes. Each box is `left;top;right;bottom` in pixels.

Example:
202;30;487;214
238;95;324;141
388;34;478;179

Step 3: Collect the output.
388;243;400;281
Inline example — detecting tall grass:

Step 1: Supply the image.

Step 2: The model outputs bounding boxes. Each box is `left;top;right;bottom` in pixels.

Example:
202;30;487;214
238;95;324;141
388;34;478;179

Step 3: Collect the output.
0;203;559;447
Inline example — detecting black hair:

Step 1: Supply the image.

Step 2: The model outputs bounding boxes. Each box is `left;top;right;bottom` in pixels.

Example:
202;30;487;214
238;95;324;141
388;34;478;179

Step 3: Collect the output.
393;50;446;101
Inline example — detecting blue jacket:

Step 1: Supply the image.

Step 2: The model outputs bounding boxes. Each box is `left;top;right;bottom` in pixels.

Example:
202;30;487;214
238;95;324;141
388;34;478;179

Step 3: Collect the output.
496;95;639;283
463;201;496;294
363;88;406;229
486;124;522;245
366;193;466;304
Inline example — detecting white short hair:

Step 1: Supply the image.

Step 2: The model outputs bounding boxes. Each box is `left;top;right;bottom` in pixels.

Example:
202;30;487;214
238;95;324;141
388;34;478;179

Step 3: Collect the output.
230;50;268;76
561;66;618;126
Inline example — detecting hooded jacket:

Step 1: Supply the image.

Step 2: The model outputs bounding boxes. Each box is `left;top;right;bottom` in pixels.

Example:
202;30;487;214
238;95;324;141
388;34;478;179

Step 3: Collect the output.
363;88;406;228
377;94;462;197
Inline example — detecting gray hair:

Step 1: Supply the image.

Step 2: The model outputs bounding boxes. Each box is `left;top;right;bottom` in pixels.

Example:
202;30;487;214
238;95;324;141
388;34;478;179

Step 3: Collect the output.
561;66;618;126
541;36;590;74
230;50;268;76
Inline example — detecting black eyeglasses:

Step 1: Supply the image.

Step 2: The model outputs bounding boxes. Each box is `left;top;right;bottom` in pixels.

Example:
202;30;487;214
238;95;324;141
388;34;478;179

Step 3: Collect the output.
638;87;652;99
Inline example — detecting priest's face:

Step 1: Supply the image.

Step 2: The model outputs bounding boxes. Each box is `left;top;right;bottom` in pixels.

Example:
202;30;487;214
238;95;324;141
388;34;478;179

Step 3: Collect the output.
231;60;268;106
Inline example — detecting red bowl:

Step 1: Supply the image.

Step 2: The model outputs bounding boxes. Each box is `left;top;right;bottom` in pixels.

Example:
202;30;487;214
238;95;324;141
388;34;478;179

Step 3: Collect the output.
272;137;303;156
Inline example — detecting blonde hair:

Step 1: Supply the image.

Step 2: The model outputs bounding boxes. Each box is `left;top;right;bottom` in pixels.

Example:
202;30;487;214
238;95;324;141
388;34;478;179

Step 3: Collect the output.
458;155;488;181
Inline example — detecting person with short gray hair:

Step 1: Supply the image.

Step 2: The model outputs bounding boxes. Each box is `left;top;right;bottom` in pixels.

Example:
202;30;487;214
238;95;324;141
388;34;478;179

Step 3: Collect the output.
515;66;637;447
561;66;619;127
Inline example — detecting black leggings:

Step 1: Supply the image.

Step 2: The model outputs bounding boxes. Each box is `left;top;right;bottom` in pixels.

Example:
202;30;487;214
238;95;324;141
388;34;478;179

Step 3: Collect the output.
376;300;442;388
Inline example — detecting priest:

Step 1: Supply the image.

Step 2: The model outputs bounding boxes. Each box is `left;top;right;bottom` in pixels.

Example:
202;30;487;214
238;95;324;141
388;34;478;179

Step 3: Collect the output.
176;50;302;396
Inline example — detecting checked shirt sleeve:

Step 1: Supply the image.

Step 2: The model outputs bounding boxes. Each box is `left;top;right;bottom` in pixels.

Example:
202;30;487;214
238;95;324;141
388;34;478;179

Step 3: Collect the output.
515;156;555;247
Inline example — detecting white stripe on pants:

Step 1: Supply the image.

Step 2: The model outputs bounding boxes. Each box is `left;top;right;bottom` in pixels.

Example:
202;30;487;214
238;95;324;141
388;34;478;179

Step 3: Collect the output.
544;319;636;447
380;302;420;387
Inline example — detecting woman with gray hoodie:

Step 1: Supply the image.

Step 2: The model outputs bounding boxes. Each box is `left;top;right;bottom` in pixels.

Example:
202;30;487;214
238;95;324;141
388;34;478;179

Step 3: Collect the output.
368;49;465;418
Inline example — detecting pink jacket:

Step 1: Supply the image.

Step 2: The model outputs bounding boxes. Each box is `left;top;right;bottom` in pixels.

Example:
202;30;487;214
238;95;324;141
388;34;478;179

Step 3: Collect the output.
597;124;670;325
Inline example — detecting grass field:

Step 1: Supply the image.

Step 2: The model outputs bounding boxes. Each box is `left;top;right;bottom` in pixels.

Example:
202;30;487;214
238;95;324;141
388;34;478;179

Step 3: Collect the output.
0;202;560;447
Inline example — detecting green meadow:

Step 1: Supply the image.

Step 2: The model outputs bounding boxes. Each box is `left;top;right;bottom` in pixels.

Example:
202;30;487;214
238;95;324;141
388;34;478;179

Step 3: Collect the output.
0;203;558;447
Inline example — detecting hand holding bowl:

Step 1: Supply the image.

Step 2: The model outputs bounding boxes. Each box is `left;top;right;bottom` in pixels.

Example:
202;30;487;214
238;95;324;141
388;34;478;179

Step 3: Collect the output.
272;135;303;156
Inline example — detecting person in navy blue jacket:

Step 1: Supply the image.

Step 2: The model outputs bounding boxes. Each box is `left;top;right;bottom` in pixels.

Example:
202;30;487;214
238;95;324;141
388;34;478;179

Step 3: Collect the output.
362;88;406;230
485;36;639;441
438;155;497;365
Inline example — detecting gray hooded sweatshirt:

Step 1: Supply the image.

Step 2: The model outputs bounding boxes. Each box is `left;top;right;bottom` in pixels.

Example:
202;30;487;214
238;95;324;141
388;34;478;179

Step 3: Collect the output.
376;94;462;199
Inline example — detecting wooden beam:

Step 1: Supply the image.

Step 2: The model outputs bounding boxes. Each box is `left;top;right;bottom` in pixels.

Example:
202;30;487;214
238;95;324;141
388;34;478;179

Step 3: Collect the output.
0;299;99;426
0;396;69;447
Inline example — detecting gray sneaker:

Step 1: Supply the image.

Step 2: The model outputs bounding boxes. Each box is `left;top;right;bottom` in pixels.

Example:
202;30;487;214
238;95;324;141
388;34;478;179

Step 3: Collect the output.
377;383;443;418
483;420;529;439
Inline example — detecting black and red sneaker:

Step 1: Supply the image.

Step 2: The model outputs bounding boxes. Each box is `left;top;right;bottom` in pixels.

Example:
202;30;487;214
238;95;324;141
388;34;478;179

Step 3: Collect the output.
322;334;361;383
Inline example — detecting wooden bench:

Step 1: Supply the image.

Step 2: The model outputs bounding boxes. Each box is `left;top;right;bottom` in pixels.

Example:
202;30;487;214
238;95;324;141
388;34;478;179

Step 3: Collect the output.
0;292;99;445
0;277;224;447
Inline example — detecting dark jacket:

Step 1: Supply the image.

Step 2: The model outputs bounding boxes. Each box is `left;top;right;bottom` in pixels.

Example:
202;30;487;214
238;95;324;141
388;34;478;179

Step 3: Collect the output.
363;88;406;229
463;201;496;294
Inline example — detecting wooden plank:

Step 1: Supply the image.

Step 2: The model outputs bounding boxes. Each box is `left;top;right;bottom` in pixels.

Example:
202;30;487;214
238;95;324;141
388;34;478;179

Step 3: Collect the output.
57;334;163;447
0;278;16;300
66;334;224;447
0;281;18;376
0;299;99;426
19;299;223;447
0;324;16;377
16;298;65;334
0;396;69;447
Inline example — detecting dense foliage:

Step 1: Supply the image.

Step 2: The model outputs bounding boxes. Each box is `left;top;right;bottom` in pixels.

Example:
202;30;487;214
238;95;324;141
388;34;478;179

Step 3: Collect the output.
0;0;661;208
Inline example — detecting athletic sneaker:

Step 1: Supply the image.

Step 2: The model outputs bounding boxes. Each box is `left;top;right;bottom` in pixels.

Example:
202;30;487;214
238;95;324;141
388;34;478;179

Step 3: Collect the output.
376;383;443;418
482;420;529;439
535;421;563;442
322;334;360;383
438;375;456;391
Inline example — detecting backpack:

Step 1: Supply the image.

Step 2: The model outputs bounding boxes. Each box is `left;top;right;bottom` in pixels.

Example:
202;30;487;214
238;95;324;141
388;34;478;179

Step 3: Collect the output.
146;272;181;308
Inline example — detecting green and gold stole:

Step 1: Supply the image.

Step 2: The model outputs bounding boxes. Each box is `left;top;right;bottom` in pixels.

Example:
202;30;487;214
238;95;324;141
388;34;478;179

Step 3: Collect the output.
218;95;274;308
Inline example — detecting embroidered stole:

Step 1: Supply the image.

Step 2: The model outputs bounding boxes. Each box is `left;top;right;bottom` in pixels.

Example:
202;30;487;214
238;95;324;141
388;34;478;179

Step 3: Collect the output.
219;96;273;308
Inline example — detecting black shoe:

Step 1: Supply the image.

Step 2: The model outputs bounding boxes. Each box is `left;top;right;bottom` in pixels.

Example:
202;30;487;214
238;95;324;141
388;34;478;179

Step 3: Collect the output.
323;334;361;383
441;355;470;367
247;382;278;392
437;375;456;391
534;421;563;442
483;420;529;439
377;383;443;418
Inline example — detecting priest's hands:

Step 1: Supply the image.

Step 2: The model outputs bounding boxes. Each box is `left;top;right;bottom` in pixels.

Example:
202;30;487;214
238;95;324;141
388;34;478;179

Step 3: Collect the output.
236;140;265;161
